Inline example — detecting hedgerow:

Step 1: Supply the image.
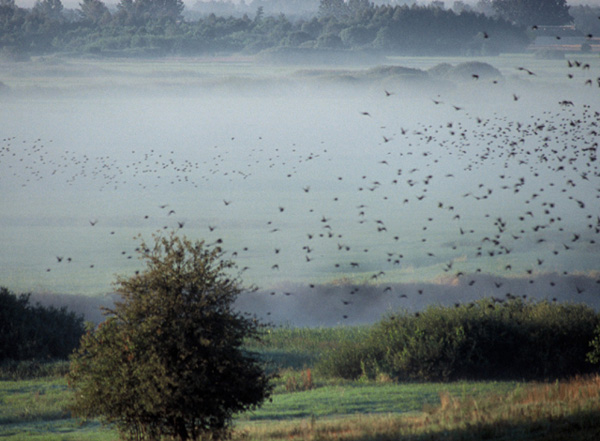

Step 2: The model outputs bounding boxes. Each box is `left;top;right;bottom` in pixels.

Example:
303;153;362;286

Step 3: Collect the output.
0;287;85;363
318;298;600;381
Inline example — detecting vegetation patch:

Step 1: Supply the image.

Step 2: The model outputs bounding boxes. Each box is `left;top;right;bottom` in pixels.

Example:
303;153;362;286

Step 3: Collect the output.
2;322;600;440
318;298;600;381
234;375;600;441
0;287;85;365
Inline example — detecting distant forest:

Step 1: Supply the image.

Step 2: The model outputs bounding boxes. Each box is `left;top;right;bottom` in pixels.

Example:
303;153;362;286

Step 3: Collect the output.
0;0;598;58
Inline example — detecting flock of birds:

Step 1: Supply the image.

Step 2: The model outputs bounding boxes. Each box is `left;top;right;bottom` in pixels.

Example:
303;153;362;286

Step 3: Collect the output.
2;56;600;324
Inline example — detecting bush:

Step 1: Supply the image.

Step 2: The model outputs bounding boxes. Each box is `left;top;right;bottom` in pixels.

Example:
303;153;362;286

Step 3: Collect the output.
0;287;85;362
68;233;273;441
319;298;600;382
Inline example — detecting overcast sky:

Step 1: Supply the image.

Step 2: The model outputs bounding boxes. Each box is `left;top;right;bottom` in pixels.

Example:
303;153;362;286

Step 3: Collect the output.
13;0;600;12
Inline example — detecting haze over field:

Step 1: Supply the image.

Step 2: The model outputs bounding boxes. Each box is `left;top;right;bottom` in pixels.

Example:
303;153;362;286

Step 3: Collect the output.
1;56;599;325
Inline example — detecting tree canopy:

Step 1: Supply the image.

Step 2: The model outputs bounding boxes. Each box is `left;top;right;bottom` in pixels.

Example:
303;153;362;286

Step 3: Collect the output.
0;0;533;57
67;233;272;441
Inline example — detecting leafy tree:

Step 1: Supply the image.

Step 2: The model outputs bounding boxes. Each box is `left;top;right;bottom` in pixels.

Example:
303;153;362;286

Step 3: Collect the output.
136;0;184;22
68;233;273;441
31;0;64;22
492;0;572;26
347;0;371;17
114;0;183;24
340;24;375;47
318;0;348;20
78;0;111;25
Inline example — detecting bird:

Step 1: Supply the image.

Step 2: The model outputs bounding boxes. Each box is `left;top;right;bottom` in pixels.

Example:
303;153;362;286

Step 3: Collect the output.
517;67;535;76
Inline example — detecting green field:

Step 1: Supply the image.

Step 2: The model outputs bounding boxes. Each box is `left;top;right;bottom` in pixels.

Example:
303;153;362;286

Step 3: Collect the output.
2;326;600;441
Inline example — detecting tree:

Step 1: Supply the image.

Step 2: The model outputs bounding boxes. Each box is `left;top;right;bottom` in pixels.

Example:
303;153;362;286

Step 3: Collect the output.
492;0;572;26
318;0;348;20
67;233;273;441
31;0;64;22
115;0;183;24
78;0;111;25
135;0;184;22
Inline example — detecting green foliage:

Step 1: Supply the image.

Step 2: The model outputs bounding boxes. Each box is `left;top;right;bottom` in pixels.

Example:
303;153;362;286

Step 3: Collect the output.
319;298;600;382
67;233;273;441
0;0;532;57
0;287;85;363
587;324;600;365
78;0;111;26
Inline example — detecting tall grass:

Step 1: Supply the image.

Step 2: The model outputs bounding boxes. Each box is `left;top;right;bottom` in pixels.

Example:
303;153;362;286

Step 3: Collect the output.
234;375;600;441
0;360;70;381
247;326;370;371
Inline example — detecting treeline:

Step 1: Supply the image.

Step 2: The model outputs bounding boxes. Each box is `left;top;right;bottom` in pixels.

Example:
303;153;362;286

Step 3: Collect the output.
0;0;530;58
319;298;600;381
0;287;85;362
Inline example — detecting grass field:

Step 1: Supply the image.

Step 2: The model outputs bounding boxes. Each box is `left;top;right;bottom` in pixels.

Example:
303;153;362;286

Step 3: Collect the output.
2;326;600;441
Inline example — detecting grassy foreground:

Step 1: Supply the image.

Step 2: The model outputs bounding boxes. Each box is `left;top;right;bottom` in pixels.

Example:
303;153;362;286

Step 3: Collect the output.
1;326;600;440
236;375;600;441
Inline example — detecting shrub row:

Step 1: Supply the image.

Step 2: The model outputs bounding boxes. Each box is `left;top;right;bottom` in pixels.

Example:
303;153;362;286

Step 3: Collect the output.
0;287;85;362
318;298;600;381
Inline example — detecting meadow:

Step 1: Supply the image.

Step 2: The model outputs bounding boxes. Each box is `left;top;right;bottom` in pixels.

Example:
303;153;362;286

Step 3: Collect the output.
1;326;600;441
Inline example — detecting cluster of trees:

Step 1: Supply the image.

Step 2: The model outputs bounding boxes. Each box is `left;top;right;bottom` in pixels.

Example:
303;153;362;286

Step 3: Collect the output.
0;287;85;362
319;298;600;381
2;0;574;57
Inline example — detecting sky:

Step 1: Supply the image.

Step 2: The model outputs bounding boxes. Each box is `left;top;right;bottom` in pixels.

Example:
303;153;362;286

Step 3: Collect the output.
13;0;600;13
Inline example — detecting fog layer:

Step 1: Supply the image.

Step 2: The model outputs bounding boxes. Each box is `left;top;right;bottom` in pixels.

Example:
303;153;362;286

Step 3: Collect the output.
1;57;599;325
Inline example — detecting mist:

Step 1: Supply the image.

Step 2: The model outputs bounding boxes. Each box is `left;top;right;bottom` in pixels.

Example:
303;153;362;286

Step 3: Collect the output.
1;56;599;326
